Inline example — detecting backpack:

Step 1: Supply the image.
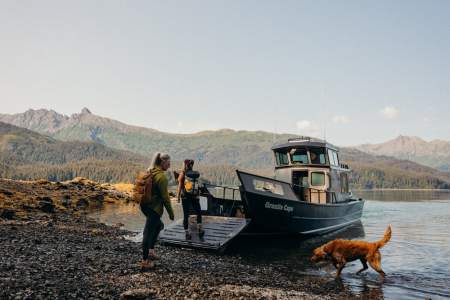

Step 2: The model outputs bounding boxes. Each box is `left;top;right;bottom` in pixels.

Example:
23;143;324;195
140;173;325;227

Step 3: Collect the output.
182;170;200;196
133;171;153;204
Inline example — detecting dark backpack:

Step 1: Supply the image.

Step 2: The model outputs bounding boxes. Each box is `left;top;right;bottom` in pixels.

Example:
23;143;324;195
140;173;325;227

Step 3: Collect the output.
183;170;200;196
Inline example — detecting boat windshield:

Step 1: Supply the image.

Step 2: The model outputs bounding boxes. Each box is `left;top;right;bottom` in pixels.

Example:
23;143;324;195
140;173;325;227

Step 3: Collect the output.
275;151;289;166
289;147;327;165
290;148;309;164
309;148;327;165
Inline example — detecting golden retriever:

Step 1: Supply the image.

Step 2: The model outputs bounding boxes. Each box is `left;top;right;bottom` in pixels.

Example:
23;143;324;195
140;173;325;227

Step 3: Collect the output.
311;225;392;278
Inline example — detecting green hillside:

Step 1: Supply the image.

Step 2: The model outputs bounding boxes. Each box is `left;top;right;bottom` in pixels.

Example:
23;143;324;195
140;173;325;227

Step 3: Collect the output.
2;112;450;189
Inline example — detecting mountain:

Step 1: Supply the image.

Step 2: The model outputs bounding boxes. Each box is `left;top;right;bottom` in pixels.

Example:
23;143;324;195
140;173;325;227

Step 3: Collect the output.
0;121;147;165
340;148;450;189
1;109;450;189
357;135;450;172
0;121;148;182
0;121;247;185
0;108;294;169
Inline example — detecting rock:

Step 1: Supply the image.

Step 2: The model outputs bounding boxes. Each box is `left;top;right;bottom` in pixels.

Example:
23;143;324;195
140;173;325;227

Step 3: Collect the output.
60;195;71;207
76;198;89;207
0;208;16;219
0;188;14;196
39;200;55;213
35;179;50;185
119;288;155;300
90;193;104;202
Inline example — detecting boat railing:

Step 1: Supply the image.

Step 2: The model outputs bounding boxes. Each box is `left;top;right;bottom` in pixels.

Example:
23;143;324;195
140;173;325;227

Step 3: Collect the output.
202;183;241;201
202;183;241;217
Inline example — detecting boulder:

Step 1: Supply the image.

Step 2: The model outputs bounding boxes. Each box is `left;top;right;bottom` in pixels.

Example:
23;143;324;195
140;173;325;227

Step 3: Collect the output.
39;200;55;213
119;288;155;300
76;198;89;207
0;188;13;196
61;195;71;207
0;208;16;219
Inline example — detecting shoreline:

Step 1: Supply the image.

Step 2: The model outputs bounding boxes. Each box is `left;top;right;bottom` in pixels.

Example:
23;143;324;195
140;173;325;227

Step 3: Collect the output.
0;178;370;299
353;188;450;191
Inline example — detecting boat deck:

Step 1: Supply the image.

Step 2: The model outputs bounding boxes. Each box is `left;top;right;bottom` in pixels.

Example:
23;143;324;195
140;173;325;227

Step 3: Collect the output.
158;215;250;251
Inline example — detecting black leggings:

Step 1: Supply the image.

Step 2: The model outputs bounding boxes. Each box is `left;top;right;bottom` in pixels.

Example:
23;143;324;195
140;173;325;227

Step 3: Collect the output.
182;196;202;230
140;203;163;260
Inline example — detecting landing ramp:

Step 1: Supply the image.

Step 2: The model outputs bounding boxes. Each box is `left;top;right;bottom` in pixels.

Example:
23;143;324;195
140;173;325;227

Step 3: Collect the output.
159;216;250;251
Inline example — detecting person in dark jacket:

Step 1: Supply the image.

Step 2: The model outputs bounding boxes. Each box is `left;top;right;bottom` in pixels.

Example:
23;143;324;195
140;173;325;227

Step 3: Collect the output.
177;159;204;240
140;152;174;270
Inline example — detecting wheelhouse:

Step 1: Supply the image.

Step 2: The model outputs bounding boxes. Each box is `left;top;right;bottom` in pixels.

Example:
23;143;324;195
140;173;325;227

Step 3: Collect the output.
272;137;351;204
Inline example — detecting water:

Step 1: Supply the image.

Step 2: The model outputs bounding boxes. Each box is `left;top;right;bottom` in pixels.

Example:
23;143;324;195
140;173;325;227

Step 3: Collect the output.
88;190;450;299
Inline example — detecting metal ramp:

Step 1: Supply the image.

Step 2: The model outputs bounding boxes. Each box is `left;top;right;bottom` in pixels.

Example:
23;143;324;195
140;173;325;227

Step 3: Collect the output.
159;216;250;251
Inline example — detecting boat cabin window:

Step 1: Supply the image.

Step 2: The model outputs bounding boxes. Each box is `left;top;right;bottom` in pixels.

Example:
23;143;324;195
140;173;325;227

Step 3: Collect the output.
290;148;308;164
311;172;325;186
340;173;349;193
309;148;326;165
333;151;339;166
275;151;289;166
253;179;284;196
328;149;340;166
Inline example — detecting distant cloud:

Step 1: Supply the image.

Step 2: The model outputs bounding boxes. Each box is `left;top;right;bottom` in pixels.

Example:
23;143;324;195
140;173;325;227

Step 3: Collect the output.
296;120;320;137
332;115;350;124
381;106;399;119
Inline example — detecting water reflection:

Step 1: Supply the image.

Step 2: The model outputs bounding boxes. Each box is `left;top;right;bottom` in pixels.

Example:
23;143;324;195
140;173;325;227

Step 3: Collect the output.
88;202;183;241
228;221;366;266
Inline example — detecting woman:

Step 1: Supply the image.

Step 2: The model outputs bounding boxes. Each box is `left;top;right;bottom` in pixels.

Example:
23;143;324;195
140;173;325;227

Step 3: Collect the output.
140;152;174;270
177;159;204;240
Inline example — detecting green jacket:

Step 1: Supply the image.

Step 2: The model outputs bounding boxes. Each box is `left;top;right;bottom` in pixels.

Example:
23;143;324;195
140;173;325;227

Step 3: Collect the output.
147;167;174;219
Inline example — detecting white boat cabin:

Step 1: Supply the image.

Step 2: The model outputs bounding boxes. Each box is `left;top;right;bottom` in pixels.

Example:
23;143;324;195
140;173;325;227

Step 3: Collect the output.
272;137;351;204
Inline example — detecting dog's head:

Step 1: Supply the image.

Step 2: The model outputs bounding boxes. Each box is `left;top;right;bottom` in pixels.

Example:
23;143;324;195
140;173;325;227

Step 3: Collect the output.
310;243;330;263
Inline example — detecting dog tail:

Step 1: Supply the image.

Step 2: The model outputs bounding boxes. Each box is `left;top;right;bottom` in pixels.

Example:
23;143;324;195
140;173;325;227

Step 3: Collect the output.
375;225;392;249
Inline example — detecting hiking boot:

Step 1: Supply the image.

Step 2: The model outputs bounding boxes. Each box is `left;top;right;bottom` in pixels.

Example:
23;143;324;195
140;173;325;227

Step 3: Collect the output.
140;260;154;271
148;251;160;261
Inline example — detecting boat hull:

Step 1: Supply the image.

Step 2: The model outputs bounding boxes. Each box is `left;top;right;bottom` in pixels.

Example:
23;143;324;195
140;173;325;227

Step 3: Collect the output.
243;192;364;235
237;170;364;235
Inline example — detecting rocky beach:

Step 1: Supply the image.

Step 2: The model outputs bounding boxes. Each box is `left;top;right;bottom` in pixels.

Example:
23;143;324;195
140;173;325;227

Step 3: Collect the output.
0;178;369;299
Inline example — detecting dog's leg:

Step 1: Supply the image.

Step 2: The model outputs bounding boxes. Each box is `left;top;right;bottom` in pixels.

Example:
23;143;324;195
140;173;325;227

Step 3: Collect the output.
335;263;345;277
333;254;346;277
356;258;368;274
368;252;386;278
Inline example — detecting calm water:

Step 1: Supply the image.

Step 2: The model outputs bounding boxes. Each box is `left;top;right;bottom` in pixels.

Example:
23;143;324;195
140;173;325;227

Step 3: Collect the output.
89;190;450;299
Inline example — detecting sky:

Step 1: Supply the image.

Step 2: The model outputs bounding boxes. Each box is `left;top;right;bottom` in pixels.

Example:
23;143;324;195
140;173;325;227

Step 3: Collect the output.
1;1;449;146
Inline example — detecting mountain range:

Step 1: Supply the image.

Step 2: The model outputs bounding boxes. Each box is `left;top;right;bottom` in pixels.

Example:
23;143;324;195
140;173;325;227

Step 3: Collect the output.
1;108;450;189
0;108;293;169
357;135;450;172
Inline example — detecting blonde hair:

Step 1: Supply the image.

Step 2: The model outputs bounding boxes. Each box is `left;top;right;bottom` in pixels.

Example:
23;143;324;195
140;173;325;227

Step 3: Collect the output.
148;152;170;171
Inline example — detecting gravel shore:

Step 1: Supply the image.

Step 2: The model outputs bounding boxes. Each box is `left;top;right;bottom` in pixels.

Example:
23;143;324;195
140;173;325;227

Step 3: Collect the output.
0;178;367;299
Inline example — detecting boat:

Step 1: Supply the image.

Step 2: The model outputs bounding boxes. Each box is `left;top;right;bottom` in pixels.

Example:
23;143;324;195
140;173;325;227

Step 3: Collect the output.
201;137;364;235
159;137;364;250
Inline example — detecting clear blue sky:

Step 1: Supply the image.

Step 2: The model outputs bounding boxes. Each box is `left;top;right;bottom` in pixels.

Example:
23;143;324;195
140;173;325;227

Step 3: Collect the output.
1;1;449;145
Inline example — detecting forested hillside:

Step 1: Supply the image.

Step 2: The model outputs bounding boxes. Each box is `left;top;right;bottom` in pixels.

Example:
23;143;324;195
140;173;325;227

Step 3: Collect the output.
1;117;450;189
0;108;294;168
0;122;248;185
